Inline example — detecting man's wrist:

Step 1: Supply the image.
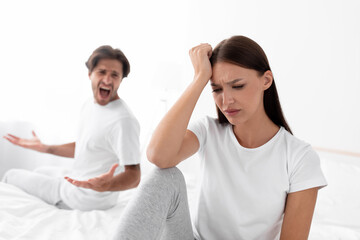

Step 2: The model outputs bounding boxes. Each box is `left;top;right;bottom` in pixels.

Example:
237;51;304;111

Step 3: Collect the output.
43;144;52;154
106;178;115;191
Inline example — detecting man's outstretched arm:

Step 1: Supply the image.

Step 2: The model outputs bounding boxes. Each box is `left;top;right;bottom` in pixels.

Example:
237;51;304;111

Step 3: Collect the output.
65;163;141;192
4;131;75;158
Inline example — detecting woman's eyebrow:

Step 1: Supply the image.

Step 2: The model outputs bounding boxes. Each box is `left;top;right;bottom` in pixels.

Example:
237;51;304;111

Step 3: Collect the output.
210;78;244;87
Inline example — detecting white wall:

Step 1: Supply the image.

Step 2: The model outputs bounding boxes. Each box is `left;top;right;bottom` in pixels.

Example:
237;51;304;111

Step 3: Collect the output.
0;0;359;168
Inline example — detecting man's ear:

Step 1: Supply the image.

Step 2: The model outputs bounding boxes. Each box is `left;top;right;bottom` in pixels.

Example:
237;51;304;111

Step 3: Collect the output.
263;70;273;90
88;71;92;79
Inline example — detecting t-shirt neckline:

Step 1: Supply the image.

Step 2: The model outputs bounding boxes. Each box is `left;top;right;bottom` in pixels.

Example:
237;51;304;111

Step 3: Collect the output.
93;98;122;108
228;125;284;152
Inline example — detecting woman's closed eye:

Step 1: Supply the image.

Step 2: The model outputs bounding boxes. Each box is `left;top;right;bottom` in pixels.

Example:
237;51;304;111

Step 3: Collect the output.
212;88;222;93
233;84;245;89
212;84;245;93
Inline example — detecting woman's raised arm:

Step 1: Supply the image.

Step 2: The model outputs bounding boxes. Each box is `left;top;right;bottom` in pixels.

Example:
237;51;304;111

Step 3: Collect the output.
146;44;212;168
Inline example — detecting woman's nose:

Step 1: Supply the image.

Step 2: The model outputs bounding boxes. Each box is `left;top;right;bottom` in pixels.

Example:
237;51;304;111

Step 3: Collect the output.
222;90;235;106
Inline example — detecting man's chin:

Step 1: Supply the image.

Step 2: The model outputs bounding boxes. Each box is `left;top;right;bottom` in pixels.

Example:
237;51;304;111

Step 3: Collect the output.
95;97;110;106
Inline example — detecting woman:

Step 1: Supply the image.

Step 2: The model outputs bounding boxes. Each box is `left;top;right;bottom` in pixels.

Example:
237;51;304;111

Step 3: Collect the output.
113;36;327;240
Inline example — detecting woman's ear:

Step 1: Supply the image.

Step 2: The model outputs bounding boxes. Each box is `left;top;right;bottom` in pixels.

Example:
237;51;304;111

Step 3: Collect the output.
263;70;273;90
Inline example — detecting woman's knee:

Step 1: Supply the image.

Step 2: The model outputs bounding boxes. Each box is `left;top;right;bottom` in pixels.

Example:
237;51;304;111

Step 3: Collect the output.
141;167;186;192
150;167;184;183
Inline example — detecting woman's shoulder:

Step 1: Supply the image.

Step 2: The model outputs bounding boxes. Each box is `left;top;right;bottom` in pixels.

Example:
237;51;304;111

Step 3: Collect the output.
280;128;316;159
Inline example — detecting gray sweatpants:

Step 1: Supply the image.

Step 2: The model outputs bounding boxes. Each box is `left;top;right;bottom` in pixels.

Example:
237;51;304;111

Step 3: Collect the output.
113;167;195;240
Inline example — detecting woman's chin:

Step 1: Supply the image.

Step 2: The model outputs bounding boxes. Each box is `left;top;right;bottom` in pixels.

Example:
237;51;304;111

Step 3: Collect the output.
225;116;247;126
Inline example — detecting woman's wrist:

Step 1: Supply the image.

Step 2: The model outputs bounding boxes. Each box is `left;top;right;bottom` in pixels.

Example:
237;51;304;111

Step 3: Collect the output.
193;73;211;85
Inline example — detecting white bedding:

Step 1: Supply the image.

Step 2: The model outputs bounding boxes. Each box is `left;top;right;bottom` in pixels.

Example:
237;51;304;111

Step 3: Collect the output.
1;152;360;240
0;182;136;240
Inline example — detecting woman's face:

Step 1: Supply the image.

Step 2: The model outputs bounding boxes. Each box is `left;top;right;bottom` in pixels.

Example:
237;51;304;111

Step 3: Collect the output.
211;62;272;126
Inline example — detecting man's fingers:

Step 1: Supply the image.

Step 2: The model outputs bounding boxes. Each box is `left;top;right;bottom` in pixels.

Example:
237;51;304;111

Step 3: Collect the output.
64;176;75;183
88;177;100;183
108;163;119;175
6;134;20;140
3;136;19;145
3;136;11;141
65;177;92;189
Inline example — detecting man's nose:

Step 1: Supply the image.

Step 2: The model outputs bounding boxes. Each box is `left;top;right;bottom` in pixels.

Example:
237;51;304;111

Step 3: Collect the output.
103;74;112;84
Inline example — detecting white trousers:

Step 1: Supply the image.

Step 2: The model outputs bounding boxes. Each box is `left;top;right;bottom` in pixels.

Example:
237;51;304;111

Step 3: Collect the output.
2;167;70;209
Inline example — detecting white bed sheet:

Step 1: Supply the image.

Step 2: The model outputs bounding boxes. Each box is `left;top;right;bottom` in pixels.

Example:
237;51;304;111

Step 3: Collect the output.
0;152;360;240
308;152;360;239
0;182;135;240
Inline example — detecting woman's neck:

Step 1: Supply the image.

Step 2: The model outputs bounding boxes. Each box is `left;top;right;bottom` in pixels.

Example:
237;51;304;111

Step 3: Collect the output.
232;112;280;149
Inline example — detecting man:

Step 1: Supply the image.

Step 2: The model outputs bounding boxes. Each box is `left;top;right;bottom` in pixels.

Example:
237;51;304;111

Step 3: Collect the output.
2;46;141;211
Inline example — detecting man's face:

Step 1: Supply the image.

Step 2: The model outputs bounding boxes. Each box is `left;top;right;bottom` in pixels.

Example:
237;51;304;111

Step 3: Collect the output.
89;59;123;106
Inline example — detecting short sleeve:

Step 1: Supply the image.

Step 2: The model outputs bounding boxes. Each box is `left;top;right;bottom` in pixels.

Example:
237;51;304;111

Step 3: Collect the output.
109;117;141;166
188;117;210;154
289;147;328;193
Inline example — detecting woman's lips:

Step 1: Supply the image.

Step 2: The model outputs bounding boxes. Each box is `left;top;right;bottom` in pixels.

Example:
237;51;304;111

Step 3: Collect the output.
224;109;240;116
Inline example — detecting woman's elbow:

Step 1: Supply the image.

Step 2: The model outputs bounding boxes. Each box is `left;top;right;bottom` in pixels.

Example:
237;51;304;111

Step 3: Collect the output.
146;148;174;169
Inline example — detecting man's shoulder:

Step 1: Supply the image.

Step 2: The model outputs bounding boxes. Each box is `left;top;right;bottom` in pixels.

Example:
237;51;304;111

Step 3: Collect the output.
104;99;136;119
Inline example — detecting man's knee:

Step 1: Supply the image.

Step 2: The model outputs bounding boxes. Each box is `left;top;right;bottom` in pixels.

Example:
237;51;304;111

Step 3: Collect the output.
2;169;22;183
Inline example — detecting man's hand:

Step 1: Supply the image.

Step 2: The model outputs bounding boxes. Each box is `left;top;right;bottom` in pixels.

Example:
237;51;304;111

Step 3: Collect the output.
3;131;48;153
65;163;119;192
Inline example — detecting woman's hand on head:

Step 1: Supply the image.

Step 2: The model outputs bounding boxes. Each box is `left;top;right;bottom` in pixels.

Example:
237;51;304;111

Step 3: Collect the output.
189;43;213;82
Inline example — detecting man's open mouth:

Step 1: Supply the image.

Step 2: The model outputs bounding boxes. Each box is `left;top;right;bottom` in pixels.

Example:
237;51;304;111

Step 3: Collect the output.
99;87;111;98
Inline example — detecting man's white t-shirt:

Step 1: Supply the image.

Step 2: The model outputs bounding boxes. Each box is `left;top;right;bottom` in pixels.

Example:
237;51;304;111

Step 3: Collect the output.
188;116;327;240
60;98;140;210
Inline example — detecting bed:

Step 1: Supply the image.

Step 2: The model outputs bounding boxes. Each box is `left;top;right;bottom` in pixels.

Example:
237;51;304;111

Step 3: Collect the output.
1;150;360;239
0;183;134;239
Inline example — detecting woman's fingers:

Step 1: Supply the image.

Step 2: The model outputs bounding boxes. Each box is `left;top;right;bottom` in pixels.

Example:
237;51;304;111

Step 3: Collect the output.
189;43;213;80
189;43;212;56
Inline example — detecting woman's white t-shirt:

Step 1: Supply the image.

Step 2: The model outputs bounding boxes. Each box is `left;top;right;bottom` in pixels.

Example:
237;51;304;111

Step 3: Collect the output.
188;116;327;240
